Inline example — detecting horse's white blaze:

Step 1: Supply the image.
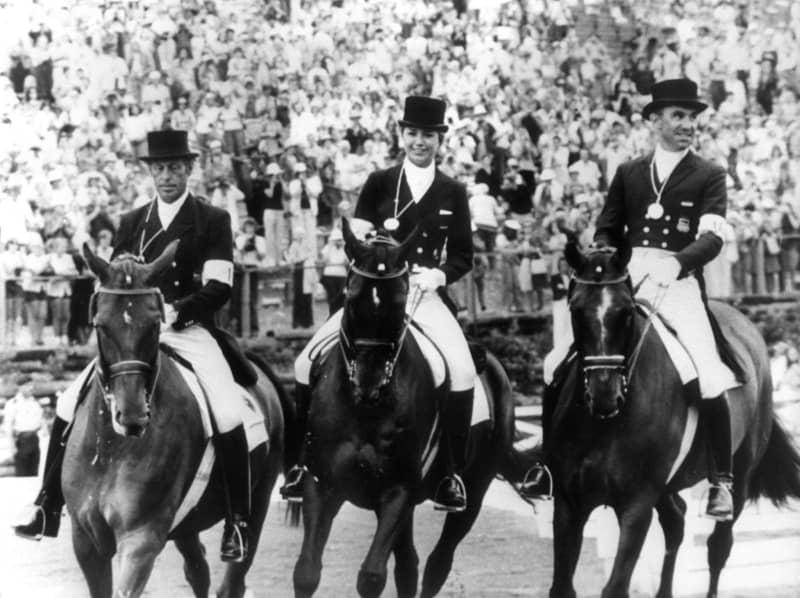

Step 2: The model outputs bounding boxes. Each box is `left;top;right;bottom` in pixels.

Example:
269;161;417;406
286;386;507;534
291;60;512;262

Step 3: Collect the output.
372;287;380;309
598;288;614;348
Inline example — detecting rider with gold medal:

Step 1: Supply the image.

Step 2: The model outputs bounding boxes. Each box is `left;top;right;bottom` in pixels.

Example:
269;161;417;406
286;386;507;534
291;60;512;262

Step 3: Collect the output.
526;79;739;521
286;96;476;512
14;130;253;562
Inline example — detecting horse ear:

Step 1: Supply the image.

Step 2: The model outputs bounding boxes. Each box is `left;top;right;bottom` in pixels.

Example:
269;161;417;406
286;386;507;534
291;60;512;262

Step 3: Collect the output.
564;239;585;273
341;217;365;261
82;242;109;283
144;239;180;284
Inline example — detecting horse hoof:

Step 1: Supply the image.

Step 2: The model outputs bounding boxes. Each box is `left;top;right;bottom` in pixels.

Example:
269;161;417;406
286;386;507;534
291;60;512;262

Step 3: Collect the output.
356;569;387;597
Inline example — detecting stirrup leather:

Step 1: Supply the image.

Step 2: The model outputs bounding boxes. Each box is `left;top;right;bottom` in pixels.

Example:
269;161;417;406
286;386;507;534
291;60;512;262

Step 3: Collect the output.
520;464;553;501
433;474;467;513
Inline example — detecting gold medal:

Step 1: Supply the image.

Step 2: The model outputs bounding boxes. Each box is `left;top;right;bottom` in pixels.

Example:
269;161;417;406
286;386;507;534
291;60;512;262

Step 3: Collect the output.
646;203;664;219
384;217;400;232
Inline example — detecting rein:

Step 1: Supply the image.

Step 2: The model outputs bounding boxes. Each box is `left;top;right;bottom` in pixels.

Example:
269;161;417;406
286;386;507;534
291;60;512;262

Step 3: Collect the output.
91;285;166;402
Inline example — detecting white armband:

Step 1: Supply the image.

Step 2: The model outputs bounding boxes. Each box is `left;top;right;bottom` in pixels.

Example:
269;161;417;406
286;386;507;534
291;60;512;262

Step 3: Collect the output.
697;214;726;240
201;259;234;286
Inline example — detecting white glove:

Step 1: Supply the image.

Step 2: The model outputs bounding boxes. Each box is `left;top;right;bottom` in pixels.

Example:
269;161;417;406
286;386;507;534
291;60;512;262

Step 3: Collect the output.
411;267;447;292
651;257;682;287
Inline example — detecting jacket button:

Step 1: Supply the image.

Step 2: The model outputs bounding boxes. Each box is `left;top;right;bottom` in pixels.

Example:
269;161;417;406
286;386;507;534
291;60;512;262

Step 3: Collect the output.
662;228;669;234
174;281;180;286
665;215;671;222
643;226;650;233
661;242;668;248
417;247;423;254
642;239;649;246
422;232;428;238
172;261;177;267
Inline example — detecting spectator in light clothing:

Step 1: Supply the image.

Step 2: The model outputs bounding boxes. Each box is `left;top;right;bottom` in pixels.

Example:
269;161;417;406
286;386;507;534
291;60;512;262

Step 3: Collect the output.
210;178;245;235
468;182;500;268
46;235;77;346
21;234;51;346
234;217;267;338
4;382;44;477
2;239;25;346
319;227;347;315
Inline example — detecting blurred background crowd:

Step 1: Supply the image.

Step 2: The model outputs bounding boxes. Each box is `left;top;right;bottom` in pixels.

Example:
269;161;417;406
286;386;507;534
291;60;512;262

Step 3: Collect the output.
2;0;800;347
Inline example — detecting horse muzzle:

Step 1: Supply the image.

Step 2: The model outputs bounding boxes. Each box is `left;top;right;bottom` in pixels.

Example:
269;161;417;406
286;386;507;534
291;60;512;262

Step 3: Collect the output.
583;355;628;420
108;393;150;437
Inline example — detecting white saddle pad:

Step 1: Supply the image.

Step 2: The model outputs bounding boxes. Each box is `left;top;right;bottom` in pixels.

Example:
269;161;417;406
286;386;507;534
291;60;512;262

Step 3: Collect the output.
637;304;697;385
168;357;268;532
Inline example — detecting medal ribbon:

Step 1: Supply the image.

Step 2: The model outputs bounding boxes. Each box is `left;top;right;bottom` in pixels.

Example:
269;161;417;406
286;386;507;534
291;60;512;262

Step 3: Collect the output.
647;150;688;219
138;200;163;259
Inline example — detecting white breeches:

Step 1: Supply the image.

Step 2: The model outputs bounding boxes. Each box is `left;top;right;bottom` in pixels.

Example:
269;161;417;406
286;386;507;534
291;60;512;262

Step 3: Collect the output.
628;248;737;398
544;298;574;384
56;326;242;432
295;289;476;391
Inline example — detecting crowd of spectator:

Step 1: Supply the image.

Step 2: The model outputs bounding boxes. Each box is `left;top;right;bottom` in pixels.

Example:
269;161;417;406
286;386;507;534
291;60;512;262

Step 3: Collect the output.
2;0;800;345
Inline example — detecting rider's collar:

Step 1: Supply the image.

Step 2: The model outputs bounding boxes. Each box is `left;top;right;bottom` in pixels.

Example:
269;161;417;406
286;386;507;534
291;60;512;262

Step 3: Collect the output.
157;189;190;229
402;158;435;203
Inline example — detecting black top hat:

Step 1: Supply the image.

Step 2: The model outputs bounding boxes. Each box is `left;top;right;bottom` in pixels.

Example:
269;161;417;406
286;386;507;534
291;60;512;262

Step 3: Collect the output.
398;96;448;133
641;79;708;120
139;130;199;162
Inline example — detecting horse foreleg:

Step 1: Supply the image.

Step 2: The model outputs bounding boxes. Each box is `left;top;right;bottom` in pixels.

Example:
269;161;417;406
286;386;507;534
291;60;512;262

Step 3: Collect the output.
357;487;413;598
654;492;687;598
601;498;657;598
293;479;344;598
550;497;590;598
72;522;112;598
114;528;167;598
174;533;210;598
392;511;419;598
421;463;494;598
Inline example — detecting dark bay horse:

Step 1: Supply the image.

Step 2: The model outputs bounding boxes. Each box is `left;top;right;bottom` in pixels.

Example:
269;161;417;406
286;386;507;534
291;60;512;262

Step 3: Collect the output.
545;243;800;598
292;219;524;598
65;242;296;598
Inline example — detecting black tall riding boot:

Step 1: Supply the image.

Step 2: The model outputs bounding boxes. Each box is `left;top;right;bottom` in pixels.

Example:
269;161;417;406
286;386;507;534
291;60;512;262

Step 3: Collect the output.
519;383;556;500
280;382;311;502
217;424;251;562
14;416;69;540
702;394;734;521
433;388;473;513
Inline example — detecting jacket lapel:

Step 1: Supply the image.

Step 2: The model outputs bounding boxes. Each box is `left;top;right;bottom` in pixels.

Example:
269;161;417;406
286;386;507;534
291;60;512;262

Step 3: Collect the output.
415;170;446;217
662;151;698;194
164;194;196;240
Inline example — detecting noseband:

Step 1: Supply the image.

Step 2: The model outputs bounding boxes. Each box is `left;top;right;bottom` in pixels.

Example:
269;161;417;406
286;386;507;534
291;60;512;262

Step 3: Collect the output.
91;286;165;405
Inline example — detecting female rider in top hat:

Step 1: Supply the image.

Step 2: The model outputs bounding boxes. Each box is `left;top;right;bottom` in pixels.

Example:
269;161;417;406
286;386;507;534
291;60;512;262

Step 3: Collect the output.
526;79;739;522
284;95;476;513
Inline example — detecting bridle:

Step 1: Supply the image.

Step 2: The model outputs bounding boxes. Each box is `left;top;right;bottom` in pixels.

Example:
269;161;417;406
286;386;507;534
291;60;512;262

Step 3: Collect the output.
90;286;165;406
569;271;638;404
339;254;421;397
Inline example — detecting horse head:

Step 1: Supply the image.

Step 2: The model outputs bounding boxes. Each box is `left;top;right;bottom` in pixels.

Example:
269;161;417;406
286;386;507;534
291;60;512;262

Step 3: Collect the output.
83;240;178;437
340;217;416;405
565;240;635;419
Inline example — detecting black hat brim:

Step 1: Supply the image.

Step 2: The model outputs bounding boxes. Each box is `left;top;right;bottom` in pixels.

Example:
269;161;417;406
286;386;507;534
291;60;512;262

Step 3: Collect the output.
139;152;199;162
398;119;448;133
642;99;708;120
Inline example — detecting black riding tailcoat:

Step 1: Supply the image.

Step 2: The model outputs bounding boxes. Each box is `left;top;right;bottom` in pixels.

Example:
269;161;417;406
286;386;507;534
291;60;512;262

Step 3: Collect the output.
354;164;473;284
113;194;233;330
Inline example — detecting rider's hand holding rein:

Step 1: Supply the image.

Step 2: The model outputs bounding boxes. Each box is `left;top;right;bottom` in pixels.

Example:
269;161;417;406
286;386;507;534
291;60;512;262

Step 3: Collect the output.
412;266;446;292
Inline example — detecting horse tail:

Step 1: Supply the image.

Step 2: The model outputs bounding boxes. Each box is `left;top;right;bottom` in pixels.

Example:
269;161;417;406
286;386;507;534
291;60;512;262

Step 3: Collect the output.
747;414;800;506
483;353;542;496
246;351;302;526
